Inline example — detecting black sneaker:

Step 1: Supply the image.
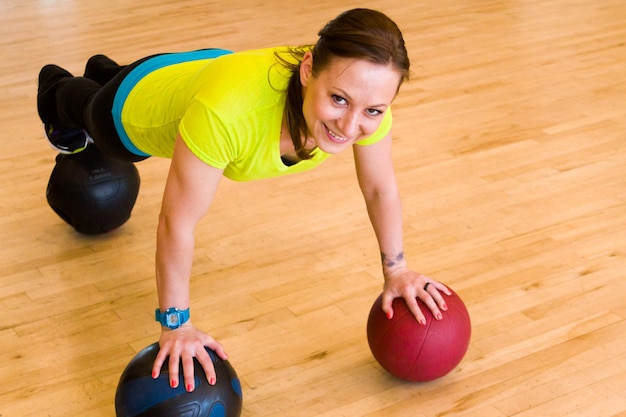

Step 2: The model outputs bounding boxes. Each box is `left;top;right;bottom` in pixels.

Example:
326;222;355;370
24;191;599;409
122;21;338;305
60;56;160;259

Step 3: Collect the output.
37;65;74;124
44;123;92;154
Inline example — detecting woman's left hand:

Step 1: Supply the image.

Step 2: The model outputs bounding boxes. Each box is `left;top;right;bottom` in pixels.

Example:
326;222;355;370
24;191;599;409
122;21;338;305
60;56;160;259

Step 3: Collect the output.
381;267;452;324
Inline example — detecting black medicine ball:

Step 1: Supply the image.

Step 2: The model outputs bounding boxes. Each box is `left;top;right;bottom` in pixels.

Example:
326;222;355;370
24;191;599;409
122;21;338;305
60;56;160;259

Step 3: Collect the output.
46;145;140;234
115;343;243;417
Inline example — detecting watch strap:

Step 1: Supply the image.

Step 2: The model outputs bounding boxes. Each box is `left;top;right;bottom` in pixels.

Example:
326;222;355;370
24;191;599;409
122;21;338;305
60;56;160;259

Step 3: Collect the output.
155;307;190;329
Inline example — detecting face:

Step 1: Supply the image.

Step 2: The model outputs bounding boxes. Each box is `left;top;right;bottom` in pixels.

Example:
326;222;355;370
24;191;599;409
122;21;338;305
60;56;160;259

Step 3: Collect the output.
299;52;402;154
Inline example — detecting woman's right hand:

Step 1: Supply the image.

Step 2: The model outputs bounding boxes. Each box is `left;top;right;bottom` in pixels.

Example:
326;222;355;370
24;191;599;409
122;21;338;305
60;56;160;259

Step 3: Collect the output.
152;322;228;392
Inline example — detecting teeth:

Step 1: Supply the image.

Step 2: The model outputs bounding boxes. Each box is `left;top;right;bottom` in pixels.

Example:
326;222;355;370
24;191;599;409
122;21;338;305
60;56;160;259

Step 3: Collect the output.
326;125;348;142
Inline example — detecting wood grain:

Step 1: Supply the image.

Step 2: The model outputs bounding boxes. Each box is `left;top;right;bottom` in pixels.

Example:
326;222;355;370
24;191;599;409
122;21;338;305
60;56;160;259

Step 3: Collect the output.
1;0;625;416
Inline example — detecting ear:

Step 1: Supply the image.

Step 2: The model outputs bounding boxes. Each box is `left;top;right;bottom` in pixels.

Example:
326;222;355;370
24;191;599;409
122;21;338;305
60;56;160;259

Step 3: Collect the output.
299;51;314;87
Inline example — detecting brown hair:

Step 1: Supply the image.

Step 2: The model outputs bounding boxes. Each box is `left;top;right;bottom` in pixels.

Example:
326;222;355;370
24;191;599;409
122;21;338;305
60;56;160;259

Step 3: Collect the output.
276;8;410;160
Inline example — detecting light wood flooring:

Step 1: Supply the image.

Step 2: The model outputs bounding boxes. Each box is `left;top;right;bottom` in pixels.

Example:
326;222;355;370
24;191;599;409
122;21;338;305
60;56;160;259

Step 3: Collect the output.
1;1;625;416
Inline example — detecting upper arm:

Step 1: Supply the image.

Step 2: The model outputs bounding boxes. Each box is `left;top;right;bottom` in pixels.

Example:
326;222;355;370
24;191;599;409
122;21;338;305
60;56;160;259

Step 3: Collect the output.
353;132;398;199
160;134;224;230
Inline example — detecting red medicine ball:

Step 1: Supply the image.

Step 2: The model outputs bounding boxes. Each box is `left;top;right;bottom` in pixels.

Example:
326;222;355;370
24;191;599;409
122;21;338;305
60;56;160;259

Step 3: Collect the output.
367;287;471;382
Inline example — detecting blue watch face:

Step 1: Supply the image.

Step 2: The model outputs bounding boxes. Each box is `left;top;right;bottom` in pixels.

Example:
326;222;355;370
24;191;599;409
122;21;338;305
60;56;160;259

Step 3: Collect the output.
166;313;180;327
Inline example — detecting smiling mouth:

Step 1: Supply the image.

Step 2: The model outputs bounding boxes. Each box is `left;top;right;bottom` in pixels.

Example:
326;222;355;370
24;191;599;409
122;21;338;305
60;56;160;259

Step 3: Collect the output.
324;124;349;143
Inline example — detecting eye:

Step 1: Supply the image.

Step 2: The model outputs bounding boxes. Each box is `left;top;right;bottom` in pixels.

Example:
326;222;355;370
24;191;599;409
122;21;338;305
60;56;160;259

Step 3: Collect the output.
331;94;347;105
365;108;384;117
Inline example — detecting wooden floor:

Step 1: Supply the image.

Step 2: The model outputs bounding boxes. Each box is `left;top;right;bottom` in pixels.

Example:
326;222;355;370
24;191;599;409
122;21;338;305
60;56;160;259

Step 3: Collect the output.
1;0;625;416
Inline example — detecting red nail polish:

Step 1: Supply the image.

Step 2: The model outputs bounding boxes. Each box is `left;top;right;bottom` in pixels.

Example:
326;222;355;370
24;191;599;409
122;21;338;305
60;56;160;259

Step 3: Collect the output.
442;303;448;311
386;311;393;319
209;377;216;385
419;318;426;325
152;371;158;379
436;312;443;320
170;380;177;388
187;384;193;392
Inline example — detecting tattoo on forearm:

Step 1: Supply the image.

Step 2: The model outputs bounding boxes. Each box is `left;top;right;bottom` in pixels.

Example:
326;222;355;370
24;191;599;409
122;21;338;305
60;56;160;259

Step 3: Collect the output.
381;251;404;268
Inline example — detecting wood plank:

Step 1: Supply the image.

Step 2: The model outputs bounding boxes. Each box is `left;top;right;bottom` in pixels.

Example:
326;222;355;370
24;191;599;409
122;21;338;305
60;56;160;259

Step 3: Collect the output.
1;1;625;416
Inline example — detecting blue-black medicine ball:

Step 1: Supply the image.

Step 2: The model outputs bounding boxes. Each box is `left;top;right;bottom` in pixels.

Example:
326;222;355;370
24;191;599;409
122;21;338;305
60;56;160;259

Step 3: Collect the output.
46;145;140;234
115;343;243;417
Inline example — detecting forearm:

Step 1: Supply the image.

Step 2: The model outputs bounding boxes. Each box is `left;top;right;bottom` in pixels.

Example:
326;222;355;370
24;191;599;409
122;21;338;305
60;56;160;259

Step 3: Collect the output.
155;213;195;311
354;137;448;322
363;190;408;273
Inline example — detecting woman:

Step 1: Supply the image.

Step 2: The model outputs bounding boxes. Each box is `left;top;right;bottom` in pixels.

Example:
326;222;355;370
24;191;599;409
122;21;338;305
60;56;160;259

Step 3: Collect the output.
37;8;451;392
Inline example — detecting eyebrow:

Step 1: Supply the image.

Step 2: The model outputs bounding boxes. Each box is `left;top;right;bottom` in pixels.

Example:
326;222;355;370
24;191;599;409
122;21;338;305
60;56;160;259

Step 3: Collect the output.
334;87;390;109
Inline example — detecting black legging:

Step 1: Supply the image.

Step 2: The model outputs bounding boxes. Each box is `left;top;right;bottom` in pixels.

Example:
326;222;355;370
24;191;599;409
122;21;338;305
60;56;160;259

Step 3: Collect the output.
39;54;157;162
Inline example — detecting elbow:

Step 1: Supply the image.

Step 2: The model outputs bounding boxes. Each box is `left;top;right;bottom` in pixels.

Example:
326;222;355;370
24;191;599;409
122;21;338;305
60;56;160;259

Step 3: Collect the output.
157;211;174;240
157;210;192;239
361;184;400;205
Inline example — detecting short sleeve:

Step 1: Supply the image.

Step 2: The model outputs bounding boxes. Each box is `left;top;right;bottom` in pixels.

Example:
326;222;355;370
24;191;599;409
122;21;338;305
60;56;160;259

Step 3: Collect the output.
178;99;237;169
355;108;393;146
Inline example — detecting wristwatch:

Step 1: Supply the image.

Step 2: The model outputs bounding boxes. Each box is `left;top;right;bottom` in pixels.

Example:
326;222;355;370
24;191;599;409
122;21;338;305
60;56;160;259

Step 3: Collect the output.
155;307;190;329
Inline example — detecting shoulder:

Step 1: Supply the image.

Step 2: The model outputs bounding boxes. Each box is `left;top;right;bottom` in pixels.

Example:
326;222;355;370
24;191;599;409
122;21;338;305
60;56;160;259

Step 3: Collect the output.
355;108;393;146
204;47;292;77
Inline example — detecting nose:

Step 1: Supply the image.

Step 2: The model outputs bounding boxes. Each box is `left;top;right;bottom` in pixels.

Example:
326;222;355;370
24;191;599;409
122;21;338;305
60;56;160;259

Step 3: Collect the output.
337;110;361;139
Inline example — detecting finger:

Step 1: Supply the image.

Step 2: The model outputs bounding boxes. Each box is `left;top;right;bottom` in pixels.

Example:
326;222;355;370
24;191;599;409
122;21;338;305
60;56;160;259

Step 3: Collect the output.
420;286;443;320
381;292;395;319
195;348;217;386
433;280;452;295
181;354;196;392
152;348;168;379
206;339;228;361
404;295;426;325
423;281;449;311
168;351;181;389
430;286;449;311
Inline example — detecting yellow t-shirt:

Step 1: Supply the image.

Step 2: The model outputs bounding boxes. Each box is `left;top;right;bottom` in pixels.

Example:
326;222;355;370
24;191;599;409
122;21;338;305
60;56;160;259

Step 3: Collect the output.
117;47;392;181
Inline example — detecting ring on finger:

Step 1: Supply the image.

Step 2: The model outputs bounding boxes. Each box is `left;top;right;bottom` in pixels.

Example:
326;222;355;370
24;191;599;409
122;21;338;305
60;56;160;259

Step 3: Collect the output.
423;282;432;291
